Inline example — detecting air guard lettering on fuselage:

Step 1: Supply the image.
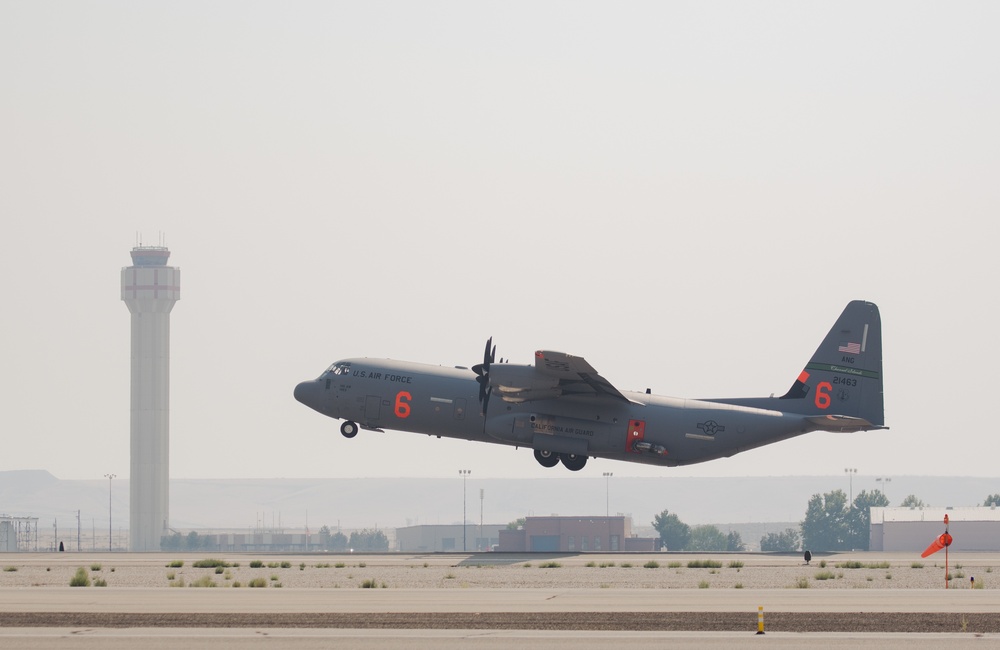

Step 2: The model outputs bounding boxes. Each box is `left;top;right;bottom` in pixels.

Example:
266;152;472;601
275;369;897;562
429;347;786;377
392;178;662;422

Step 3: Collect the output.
294;301;886;472
352;369;413;384
535;423;595;437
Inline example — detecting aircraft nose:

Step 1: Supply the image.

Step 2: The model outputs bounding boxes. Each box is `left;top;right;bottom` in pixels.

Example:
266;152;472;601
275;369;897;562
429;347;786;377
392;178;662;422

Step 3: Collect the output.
294;379;322;411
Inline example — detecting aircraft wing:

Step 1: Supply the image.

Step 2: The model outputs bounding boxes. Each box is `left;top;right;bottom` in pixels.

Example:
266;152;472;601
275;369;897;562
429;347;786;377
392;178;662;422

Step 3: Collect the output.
488;350;631;404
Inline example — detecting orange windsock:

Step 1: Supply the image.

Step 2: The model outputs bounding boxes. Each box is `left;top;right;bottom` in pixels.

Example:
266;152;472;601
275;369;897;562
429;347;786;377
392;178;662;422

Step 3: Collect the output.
921;533;953;558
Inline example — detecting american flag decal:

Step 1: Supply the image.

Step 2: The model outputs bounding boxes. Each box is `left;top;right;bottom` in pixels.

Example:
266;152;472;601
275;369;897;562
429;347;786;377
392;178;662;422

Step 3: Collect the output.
838;341;861;354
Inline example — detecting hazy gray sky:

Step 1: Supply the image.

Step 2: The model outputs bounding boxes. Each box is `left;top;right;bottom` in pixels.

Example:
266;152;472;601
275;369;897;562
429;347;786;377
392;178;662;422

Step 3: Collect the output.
2;2;998;483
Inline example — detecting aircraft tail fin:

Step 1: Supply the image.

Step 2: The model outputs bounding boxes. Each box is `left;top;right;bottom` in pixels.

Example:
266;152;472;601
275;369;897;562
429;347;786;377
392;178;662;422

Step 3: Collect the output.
779;300;885;428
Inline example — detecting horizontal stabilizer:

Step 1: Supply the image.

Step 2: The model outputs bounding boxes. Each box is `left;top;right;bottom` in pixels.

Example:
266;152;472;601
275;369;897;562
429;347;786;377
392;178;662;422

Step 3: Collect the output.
805;415;886;433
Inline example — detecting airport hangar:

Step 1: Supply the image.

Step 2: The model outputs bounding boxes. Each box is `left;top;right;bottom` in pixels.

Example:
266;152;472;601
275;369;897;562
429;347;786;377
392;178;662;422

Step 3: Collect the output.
870;507;1000;552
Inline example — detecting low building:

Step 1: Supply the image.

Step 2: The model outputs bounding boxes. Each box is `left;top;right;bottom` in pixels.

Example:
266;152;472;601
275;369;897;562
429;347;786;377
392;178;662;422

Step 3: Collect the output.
498;516;658;552
396;524;506;552
0;515;38;552
870;507;1000;552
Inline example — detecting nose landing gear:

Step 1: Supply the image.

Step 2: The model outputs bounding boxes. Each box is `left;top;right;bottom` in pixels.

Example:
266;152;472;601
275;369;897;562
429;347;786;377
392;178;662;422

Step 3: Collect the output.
340;421;358;438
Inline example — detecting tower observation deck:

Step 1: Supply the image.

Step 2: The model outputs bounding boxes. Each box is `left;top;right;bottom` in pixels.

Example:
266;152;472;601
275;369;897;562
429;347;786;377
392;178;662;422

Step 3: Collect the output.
121;245;179;551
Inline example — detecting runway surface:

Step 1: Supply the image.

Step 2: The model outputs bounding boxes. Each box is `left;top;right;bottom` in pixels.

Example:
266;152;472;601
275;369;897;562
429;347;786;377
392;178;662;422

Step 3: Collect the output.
1;552;998;647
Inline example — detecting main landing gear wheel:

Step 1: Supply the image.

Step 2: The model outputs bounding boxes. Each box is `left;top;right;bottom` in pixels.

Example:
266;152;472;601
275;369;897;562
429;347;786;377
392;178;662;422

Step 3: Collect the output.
534;449;559;468
340;421;358;438
560;453;587;471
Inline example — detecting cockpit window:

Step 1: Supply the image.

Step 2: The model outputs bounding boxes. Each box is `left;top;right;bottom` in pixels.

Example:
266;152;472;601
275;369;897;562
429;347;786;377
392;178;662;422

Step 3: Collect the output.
325;362;352;376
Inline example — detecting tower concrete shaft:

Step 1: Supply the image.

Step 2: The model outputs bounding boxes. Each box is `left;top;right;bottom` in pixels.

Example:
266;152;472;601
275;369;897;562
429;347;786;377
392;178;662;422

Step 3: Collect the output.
121;246;179;551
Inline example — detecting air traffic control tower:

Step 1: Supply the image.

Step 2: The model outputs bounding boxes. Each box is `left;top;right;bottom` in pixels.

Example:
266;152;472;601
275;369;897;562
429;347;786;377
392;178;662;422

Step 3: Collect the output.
121;245;180;551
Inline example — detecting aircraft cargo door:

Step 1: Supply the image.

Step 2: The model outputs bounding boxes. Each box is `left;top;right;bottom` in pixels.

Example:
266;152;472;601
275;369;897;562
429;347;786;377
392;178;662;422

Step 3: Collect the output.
365;395;381;422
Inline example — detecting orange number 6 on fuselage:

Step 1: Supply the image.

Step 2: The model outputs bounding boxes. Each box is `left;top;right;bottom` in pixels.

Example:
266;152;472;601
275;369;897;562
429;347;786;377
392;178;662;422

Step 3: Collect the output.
394;391;412;418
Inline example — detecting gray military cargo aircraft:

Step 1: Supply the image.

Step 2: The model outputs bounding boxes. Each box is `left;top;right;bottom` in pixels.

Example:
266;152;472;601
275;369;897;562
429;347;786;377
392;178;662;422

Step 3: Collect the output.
294;300;884;471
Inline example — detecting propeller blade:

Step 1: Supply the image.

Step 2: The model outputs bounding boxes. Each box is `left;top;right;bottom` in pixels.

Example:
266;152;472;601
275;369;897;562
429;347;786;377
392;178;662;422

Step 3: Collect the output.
473;337;495;423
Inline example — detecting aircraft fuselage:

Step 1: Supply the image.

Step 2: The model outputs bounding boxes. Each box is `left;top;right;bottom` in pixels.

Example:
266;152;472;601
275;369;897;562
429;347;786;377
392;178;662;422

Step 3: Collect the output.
295;357;813;468
294;301;884;471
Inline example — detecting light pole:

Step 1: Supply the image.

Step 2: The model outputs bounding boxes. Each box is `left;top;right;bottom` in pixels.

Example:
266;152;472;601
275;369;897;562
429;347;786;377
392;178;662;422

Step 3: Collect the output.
845;468;857;507
876;477;892;504
103;473;116;552
459;470;471;551
479;488;484;552
603;472;613;517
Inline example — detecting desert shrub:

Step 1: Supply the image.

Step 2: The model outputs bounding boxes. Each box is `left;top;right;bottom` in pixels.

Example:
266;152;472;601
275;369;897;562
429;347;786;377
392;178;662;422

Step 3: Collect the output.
70;568;90;587
835;561;863;569
249;560;264;568
687;560;723;569
248;577;268;588
193;559;229;568
814;571;836;580
644;560;660;569
538;561;561;568
168;560;184;568
190;575;217;588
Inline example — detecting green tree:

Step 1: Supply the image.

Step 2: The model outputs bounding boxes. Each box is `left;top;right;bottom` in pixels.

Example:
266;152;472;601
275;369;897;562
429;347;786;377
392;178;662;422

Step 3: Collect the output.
984;494;1000;507
846;489;889;550
687;525;728;551
900;494;925;508
726;530;745;552
161;532;182;551
506;518;526;530
652;509;690;551
328;531;348;551
348;528;389;552
760;528;800;552
800;489;849;551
